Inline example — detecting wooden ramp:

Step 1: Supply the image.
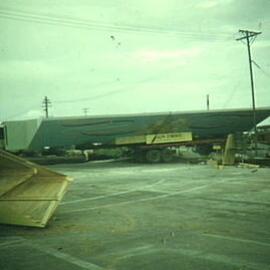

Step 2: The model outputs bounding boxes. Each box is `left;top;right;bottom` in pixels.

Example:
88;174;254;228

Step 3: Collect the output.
0;150;72;228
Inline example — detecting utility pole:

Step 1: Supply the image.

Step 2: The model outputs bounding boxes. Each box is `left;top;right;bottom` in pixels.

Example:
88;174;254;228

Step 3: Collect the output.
206;94;210;111
236;29;262;155
42;96;51;118
83;108;89;116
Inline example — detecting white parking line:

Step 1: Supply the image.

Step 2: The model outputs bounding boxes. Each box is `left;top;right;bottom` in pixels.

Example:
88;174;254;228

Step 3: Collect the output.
61;178;168;205
61;190;139;205
27;242;104;270
203;233;270;248
166;247;269;270
0;236;104;270
25;241;104;270
62;183;213;214
0;237;25;249
60;178;191;206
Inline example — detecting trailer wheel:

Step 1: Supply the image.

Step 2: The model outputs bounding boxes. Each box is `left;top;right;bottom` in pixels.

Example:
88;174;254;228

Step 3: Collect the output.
145;149;161;163
133;149;145;162
196;144;212;155
161;149;174;163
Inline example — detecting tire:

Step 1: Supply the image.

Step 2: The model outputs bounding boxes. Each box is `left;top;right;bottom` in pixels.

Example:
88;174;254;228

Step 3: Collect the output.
161;149;174;163
133;149;145;162
145;149;161;163
196;144;213;155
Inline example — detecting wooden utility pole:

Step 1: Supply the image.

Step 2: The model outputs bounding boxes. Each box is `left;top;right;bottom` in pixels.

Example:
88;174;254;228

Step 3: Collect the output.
236;29;262;154
83;108;89;116
42;96;51;118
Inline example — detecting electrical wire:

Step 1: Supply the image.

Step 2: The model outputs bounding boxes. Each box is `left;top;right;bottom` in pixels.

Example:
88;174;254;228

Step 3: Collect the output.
252;60;270;78
53;60;195;105
0;8;233;41
54;80;121;104
4;107;42;121
0;7;239;116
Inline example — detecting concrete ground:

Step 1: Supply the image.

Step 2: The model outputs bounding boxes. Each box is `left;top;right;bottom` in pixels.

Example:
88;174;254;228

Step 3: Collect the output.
1;161;270;270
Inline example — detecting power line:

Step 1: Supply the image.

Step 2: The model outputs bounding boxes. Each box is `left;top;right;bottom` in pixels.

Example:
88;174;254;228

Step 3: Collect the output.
0;8;227;37
4;107;41;121
220;63;250;109
52;65;189;105
252;60;270;78
54;84;138;104
54;80;120;104
0;8;233;40
0;14;229;41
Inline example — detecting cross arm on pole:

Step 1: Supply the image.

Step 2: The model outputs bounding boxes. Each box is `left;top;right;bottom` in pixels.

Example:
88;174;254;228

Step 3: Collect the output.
236;30;262;41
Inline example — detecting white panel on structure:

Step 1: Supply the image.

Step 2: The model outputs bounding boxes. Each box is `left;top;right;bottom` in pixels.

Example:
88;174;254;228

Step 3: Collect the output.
4;119;42;151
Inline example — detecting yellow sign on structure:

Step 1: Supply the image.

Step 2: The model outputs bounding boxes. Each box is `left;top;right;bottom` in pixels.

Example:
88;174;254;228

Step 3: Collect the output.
115;132;192;145
115;135;145;145
146;132;192;144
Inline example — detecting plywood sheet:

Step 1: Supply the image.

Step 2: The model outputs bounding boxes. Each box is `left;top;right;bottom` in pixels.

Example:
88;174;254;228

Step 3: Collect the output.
0;150;72;227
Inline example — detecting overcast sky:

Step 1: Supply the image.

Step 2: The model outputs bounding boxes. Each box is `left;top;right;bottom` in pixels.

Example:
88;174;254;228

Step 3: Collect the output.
0;0;269;121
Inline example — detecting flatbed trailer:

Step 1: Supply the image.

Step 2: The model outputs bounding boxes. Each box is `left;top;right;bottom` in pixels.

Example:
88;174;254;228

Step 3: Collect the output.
114;132;226;162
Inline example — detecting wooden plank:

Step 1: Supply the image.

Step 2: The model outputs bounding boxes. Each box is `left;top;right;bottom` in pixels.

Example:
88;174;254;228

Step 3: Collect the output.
0;200;59;227
0;150;72;227
0;150;37;196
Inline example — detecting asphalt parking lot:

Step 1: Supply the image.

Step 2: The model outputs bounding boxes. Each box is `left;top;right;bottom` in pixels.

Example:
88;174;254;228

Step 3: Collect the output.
1;161;270;270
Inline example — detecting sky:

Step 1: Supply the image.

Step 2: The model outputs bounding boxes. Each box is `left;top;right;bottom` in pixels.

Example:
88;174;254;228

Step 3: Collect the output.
0;0;270;121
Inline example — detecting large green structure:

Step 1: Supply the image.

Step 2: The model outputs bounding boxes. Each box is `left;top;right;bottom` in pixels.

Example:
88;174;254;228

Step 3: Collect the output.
2;107;270;152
